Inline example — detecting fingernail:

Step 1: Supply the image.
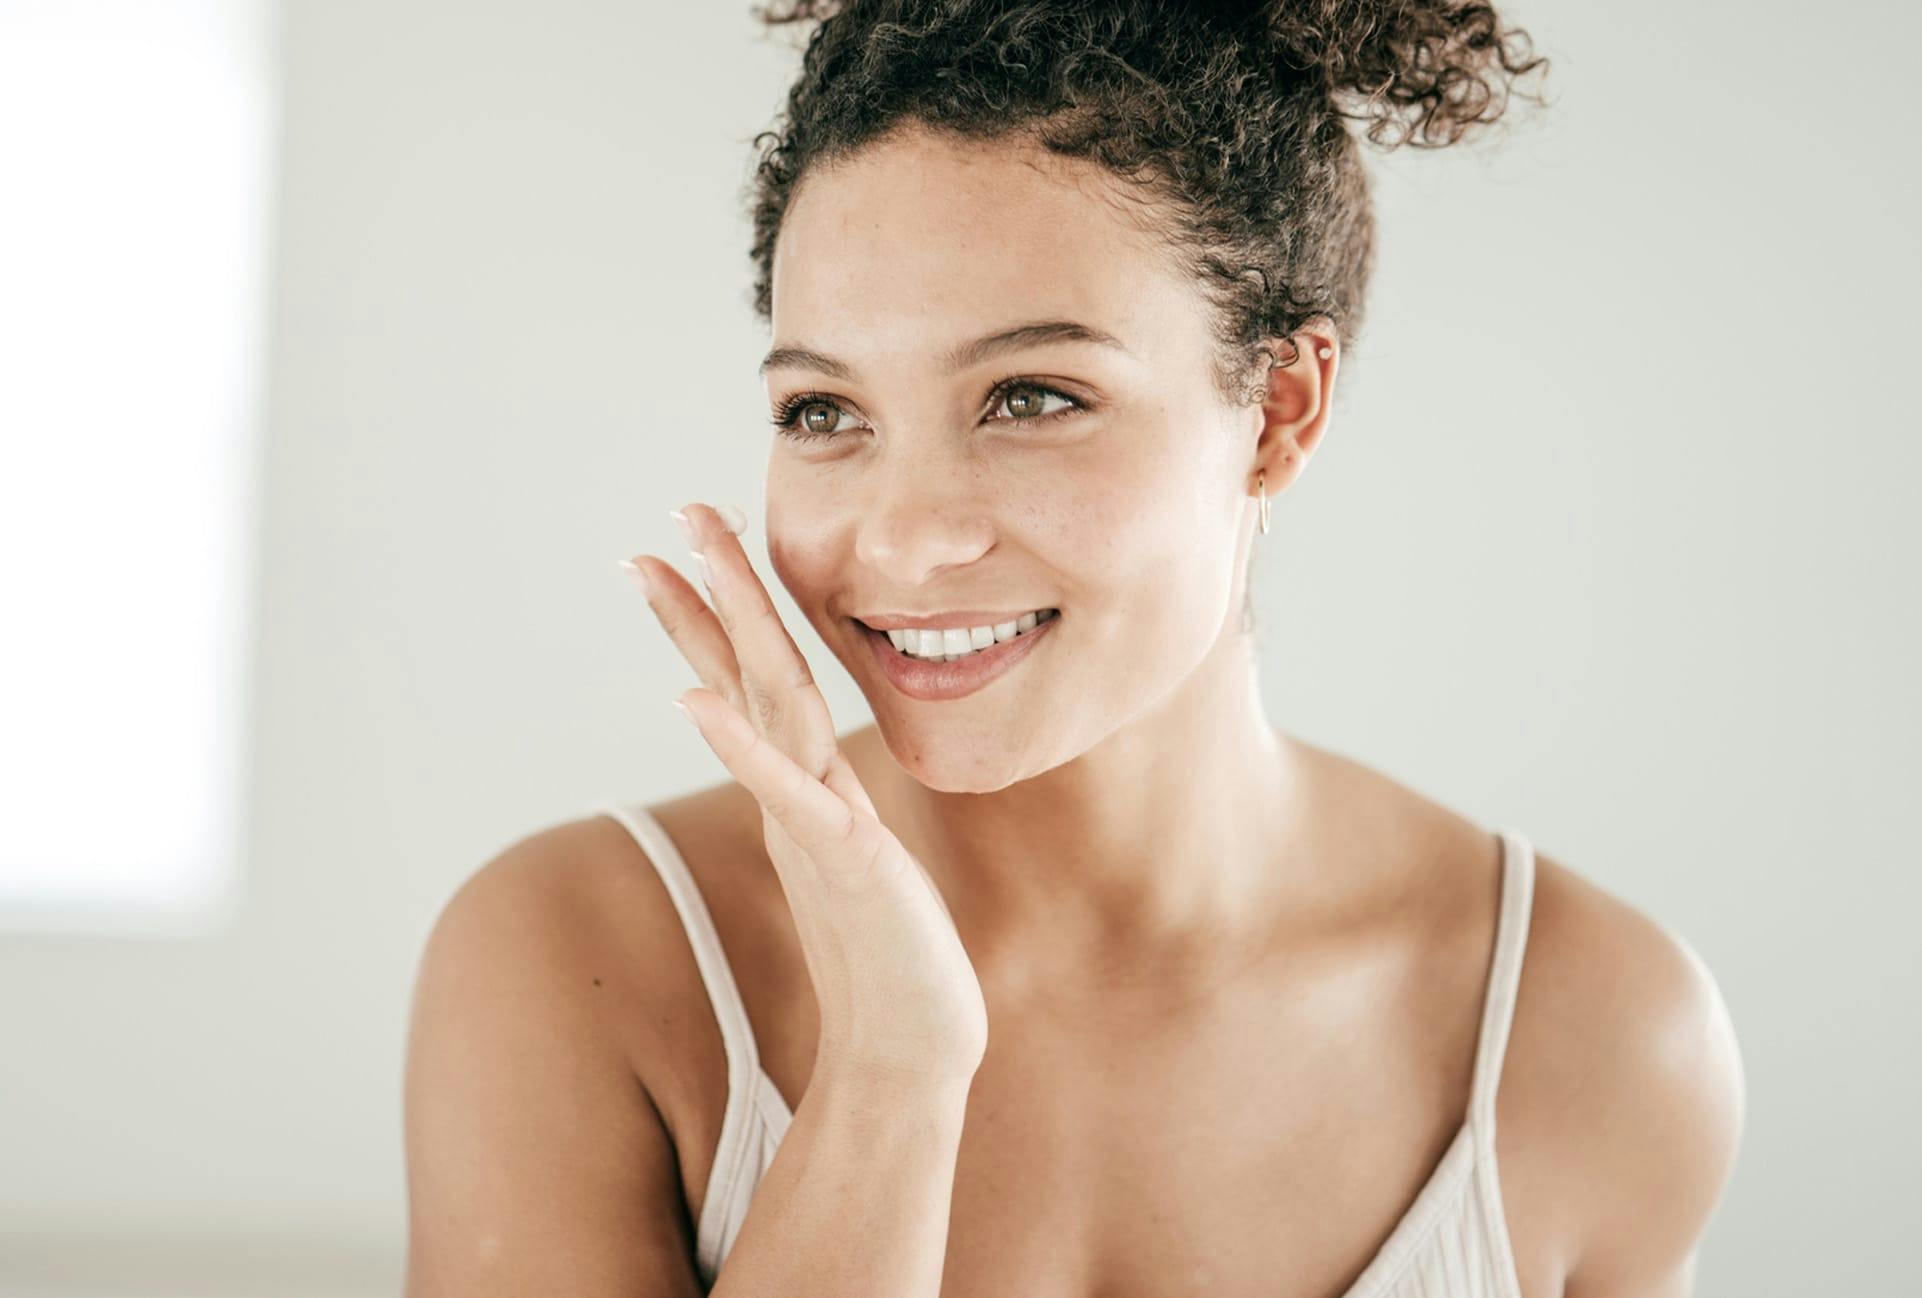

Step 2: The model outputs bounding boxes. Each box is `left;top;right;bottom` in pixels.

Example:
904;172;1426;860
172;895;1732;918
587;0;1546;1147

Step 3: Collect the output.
694;551;715;587
616;557;654;598
715;503;747;535
667;507;697;549
672;697;694;722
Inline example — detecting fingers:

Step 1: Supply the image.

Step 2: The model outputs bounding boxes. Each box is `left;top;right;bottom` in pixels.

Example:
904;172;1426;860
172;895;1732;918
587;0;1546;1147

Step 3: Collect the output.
624;555;748;717
629;502;874;830
676;502;843;784
675;688;891;890
818;745;878;821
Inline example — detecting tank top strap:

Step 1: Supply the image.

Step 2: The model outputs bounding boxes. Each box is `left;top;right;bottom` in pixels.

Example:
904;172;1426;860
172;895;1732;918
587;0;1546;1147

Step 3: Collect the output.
598;800;775;1280
595;800;764;1081
1467;827;1537;1134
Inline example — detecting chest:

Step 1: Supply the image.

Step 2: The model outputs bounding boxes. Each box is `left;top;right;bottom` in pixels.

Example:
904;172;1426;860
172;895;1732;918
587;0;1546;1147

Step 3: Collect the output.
655;967;1568;1298
924;1022;1485;1298
638;811;1565;1297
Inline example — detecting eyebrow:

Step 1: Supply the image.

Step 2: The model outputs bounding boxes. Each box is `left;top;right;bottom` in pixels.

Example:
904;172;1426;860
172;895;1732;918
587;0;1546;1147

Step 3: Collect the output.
758;318;1133;380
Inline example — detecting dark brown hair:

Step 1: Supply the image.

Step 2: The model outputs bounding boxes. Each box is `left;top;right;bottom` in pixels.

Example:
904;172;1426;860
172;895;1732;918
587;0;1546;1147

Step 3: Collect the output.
743;0;1551;401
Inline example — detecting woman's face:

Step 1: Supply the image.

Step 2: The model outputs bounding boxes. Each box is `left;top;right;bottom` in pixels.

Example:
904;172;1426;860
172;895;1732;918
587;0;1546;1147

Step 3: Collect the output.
763;125;1264;793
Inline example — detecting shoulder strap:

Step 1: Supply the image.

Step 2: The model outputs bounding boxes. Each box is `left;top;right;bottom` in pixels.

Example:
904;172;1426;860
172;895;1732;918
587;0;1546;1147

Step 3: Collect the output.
596;801;766;1279
1467;828;1537;1133
596;800;764;1080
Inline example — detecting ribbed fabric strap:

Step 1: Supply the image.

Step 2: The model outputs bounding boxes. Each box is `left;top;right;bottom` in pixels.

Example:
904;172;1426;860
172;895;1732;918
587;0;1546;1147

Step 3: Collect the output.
1468;828;1536;1132
595;800;762;1280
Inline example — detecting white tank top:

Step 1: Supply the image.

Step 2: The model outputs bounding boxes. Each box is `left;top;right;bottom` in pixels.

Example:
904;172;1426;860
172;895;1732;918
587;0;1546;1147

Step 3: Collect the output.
596;800;1538;1297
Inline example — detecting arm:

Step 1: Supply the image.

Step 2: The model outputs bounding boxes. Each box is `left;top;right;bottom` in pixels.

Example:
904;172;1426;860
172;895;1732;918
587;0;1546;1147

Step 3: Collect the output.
402;834;705;1297
709;1058;971;1297
403;823;975;1297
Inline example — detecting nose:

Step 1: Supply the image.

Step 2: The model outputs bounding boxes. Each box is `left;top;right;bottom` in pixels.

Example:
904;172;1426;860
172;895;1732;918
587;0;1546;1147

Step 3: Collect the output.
851;453;996;587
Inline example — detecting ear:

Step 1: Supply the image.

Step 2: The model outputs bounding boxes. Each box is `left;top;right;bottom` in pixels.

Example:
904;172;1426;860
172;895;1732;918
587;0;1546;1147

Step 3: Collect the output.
1247;321;1338;498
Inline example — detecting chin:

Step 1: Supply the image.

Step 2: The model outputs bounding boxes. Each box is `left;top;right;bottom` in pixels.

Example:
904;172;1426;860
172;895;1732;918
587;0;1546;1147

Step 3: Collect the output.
867;709;1054;794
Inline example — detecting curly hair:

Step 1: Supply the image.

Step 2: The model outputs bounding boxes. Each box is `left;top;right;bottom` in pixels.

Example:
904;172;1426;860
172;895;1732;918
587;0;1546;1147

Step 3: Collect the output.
742;0;1551;403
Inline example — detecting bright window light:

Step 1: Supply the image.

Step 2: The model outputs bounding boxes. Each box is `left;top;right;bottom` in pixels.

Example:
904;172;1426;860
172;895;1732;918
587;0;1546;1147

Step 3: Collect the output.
0;0;278;936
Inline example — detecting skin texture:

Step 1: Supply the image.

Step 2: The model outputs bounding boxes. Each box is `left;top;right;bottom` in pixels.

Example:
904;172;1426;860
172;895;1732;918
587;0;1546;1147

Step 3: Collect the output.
402;124;1745;1296
762;124;1328;968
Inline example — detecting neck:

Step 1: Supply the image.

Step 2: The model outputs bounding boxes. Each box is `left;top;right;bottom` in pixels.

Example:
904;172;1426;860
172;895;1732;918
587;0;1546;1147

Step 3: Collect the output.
857;624;1316;992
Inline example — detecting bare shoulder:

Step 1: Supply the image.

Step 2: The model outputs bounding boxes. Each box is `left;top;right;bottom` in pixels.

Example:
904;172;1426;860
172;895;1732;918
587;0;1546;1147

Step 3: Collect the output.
1508;848;1748;1297
1284;746;1745;1291
401;805;726;1297
416;807;691;1058
423;787;765;1078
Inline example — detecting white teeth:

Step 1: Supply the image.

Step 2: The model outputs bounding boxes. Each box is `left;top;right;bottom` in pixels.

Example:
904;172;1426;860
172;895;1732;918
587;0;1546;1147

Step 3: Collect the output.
883;609;1057;660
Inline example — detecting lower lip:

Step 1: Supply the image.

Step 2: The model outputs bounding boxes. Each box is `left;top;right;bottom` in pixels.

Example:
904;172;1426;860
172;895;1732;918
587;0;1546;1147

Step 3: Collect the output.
859;614;1058;701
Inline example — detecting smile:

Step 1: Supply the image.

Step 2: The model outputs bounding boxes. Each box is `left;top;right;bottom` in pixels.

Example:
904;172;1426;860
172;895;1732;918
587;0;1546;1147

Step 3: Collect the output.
864;608;1059;660
856;610;1060;701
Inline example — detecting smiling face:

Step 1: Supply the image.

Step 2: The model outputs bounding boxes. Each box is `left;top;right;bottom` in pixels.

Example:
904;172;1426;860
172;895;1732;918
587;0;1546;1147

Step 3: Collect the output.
762;124;1269;793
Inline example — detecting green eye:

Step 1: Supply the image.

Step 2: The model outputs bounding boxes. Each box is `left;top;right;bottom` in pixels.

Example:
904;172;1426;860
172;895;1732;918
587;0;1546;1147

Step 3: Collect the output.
795;403;841;438
769;378;1086;443
767;394;848;440
994;381;1074;421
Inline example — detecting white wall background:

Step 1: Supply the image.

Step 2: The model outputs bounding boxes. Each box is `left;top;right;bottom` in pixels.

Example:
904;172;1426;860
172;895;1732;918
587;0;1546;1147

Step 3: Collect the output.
2;0;1915;1293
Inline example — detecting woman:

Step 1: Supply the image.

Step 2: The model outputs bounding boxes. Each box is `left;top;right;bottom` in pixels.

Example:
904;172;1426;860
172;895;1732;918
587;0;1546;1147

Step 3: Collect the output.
404;2;1744;1295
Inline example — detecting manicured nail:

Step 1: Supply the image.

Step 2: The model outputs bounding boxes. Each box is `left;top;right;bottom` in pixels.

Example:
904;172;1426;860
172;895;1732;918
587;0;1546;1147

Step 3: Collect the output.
667;507;697;548
616;557;654;598
694;551;715;587
715;503;747;535
672;697;694;723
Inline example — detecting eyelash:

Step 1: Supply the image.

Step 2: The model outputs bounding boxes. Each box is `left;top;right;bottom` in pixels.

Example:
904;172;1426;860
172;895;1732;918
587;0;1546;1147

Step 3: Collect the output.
768;375;1087;442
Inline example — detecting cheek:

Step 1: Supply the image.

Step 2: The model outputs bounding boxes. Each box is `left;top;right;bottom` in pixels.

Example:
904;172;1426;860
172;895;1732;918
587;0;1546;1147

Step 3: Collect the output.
764;468;848;585
1023;443;1160;565
1063;454;1235;645
765;524;836;606
1052;445;1222;578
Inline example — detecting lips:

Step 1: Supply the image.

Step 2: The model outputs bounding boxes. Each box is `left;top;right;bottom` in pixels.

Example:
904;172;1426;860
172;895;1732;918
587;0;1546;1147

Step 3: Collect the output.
856;609;1058;702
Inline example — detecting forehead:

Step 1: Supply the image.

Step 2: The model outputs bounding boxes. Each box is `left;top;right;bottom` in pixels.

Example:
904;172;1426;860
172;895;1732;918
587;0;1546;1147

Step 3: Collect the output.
769;126;1205;372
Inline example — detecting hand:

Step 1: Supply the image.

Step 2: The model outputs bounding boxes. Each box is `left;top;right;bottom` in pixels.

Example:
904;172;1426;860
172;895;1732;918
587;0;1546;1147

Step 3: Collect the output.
621;502;988;1089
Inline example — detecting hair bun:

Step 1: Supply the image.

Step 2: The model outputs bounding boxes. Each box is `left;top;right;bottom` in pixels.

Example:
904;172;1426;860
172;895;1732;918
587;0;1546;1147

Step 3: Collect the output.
1246;0;1550;148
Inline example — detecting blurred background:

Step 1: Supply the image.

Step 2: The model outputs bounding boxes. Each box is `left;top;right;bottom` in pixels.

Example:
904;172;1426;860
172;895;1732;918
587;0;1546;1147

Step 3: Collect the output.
1;0;1915;1294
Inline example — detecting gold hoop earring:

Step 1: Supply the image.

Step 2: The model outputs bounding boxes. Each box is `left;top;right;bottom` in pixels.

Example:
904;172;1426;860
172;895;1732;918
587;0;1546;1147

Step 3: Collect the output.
1257;470;1271;535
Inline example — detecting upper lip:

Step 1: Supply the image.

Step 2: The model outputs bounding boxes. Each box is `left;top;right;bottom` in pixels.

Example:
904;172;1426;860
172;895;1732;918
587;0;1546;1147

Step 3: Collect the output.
854;608;1056;631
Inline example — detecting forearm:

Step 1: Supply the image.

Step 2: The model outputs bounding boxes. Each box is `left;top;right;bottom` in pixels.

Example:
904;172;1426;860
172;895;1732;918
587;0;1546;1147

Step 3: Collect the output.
708;1061;973;1297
